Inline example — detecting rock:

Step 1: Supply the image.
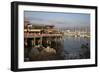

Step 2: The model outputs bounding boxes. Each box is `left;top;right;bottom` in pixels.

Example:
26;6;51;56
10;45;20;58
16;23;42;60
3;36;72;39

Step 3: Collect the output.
43;46;56;54
29;46;57;61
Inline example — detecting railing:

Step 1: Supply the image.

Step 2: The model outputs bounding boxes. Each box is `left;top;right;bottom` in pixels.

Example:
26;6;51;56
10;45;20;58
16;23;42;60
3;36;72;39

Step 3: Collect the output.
24;33;63;38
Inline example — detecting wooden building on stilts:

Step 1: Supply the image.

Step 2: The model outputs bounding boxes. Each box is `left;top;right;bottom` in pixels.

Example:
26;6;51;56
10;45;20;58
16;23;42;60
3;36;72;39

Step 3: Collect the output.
24;20;64;61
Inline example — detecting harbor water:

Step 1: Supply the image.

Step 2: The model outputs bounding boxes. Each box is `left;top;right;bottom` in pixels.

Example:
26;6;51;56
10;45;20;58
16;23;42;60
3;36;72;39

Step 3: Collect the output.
62;36;90;59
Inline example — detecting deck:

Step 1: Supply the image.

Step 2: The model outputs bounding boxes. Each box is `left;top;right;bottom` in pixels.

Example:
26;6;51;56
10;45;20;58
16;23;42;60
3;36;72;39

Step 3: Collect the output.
24;33;63;38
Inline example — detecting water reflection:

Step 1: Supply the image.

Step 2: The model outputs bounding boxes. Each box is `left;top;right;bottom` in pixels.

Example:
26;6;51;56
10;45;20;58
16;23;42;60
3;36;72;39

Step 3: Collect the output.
62;36;90;59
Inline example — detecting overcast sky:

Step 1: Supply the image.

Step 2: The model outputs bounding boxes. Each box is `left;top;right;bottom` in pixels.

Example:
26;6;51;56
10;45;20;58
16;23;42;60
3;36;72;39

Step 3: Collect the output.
24;11;90;28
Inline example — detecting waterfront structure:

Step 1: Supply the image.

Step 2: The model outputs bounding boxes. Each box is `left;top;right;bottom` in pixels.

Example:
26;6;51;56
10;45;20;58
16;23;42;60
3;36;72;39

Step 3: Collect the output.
24;20;63;46
24;20;63;61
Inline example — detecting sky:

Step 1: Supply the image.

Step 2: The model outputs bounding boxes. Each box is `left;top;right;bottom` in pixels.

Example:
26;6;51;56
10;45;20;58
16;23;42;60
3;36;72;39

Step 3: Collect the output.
24;11;90;28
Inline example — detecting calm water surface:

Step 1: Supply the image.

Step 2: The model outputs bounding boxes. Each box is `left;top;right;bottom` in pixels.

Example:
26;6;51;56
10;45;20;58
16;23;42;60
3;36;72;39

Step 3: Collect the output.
62;36;90;59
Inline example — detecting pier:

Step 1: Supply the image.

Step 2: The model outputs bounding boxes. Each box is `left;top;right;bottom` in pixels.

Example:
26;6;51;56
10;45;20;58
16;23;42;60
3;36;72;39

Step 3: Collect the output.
24;21;64;61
